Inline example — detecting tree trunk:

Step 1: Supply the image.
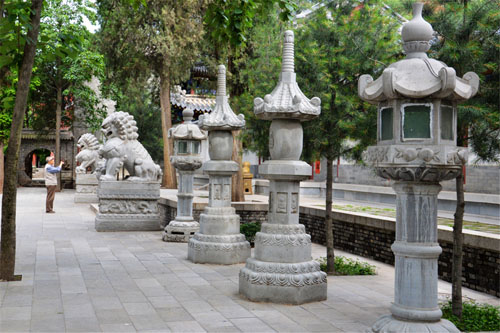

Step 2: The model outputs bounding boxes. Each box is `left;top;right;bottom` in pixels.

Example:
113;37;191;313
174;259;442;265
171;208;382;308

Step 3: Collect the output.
231;130;244;202
452;171;465;318
0;141;4;194
159;71;176;189
0;0;43;281
55;80;62;191
325;158;335;274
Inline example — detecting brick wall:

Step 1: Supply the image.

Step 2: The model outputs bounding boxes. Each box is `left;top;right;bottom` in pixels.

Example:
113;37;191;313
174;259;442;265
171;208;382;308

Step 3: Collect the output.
299;207;499;297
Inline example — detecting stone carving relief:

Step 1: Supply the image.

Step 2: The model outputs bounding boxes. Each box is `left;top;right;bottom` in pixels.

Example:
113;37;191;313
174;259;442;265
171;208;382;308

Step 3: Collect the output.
214;185;222;200
239;268;327;287
446;148;468;165
395;147;440;163
376;166;461;182
100;200;158;214
291;193;298;213
223;184;231;201
363;147;389;164
277;192;287;213
261;223;305;235
256;233;311;247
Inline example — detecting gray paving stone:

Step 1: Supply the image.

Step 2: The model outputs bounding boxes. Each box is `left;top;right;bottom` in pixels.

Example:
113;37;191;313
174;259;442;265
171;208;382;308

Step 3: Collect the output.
123;302;157;316
95;309;132;325
0;319;32;332
230;318;276;333
129;314;168;331
166;320;207;333
30;313;66;332
157;307;194;322
100;323;136;332
65;316;101;332
0;306;31;321
91;296;124;310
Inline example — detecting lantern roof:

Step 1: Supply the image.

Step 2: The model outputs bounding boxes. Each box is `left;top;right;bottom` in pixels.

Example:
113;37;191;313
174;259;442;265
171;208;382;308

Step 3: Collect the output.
358;2;479;104
168;107;207;140
254;30;321;121
198;65;245;131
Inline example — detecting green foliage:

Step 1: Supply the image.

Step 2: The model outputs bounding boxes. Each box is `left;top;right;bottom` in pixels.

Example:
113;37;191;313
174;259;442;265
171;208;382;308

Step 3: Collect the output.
296;0;401;163
98;0;207;85
204;0;296;53
231;8;284;158
316;256;376;276
240;222;261;244
426;0;500;164
441;301;500;332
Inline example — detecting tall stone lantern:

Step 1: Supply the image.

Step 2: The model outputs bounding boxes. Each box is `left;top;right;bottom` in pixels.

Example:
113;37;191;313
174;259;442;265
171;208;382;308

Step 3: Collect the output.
163;107;207;242
187;65;251;264
358;3;479;332
239;30;327;304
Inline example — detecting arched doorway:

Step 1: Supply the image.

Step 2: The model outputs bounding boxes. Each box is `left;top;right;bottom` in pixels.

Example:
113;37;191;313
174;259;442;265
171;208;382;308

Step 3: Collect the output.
23;148;51;186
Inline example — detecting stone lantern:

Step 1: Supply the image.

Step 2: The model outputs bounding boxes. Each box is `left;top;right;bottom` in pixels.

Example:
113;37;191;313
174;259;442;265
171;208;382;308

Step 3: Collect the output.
187;65;251;264
358;3;478;332
163;107;207;242
239;30;327;304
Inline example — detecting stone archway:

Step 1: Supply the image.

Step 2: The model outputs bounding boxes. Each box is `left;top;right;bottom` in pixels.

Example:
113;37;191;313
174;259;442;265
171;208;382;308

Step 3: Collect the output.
22;148;51;186
18;130;75;187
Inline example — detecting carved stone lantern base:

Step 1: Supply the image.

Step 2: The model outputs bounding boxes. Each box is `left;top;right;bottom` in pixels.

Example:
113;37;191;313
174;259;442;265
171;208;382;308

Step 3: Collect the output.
372;315;459;333
95;180;161;231
75;173;99;203
239;160;327;304
163;220;200;243
163;169;200;243
188;161;251;264
188;207;250;264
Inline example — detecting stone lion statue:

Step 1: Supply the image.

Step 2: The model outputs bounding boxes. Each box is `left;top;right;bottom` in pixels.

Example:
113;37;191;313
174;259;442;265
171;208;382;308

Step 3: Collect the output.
75;133;103;174
98;111;162;182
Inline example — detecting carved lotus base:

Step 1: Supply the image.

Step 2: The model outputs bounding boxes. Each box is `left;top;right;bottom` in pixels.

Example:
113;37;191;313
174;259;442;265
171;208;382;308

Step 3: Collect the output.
188;233;250;264
239;258;327;304
163;220;199;243
371;315;459;333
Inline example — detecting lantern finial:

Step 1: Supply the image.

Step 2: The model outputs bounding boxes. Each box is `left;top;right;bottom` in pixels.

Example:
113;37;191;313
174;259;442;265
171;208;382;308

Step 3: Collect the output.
401;2;434;56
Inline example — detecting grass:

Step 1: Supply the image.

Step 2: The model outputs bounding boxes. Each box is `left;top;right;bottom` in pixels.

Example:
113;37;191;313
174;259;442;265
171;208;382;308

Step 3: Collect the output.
313;204;499;234
316;256;376;275
441;301;500;332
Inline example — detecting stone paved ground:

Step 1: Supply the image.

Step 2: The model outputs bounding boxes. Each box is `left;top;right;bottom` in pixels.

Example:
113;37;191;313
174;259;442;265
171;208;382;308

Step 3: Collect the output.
0;188;497;332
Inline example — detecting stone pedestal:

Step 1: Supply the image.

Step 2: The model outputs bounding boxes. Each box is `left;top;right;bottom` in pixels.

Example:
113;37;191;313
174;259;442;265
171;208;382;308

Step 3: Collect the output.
371;181;458;332
239;160;327;304
163;170;199;242
95;181;161;231
74;173;98;203
188;160;250;264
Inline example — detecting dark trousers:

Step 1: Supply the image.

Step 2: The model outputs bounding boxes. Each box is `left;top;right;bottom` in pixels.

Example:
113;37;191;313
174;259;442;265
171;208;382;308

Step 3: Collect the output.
46;185;56;212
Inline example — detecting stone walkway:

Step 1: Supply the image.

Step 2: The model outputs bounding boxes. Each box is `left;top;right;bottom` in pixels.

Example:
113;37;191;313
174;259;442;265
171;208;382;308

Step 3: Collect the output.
0;188;497;332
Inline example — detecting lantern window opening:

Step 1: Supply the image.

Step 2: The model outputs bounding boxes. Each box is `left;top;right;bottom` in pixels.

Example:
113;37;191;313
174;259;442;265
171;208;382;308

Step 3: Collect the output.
440;104;454;141
401;102;433;141
379;106;394;141
177;141;189;155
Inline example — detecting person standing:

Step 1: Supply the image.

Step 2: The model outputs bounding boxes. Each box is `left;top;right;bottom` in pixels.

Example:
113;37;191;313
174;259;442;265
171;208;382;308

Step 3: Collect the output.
44;156;64;213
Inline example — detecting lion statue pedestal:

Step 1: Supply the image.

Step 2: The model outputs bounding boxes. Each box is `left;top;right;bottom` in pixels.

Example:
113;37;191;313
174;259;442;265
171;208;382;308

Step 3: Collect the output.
95;180;161;231
75;133;102;203
95;111;162;231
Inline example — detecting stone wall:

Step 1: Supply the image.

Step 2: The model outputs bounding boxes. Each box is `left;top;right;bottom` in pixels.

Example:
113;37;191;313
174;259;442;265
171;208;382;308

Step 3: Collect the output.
313;162;499;194
158;196;500;297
